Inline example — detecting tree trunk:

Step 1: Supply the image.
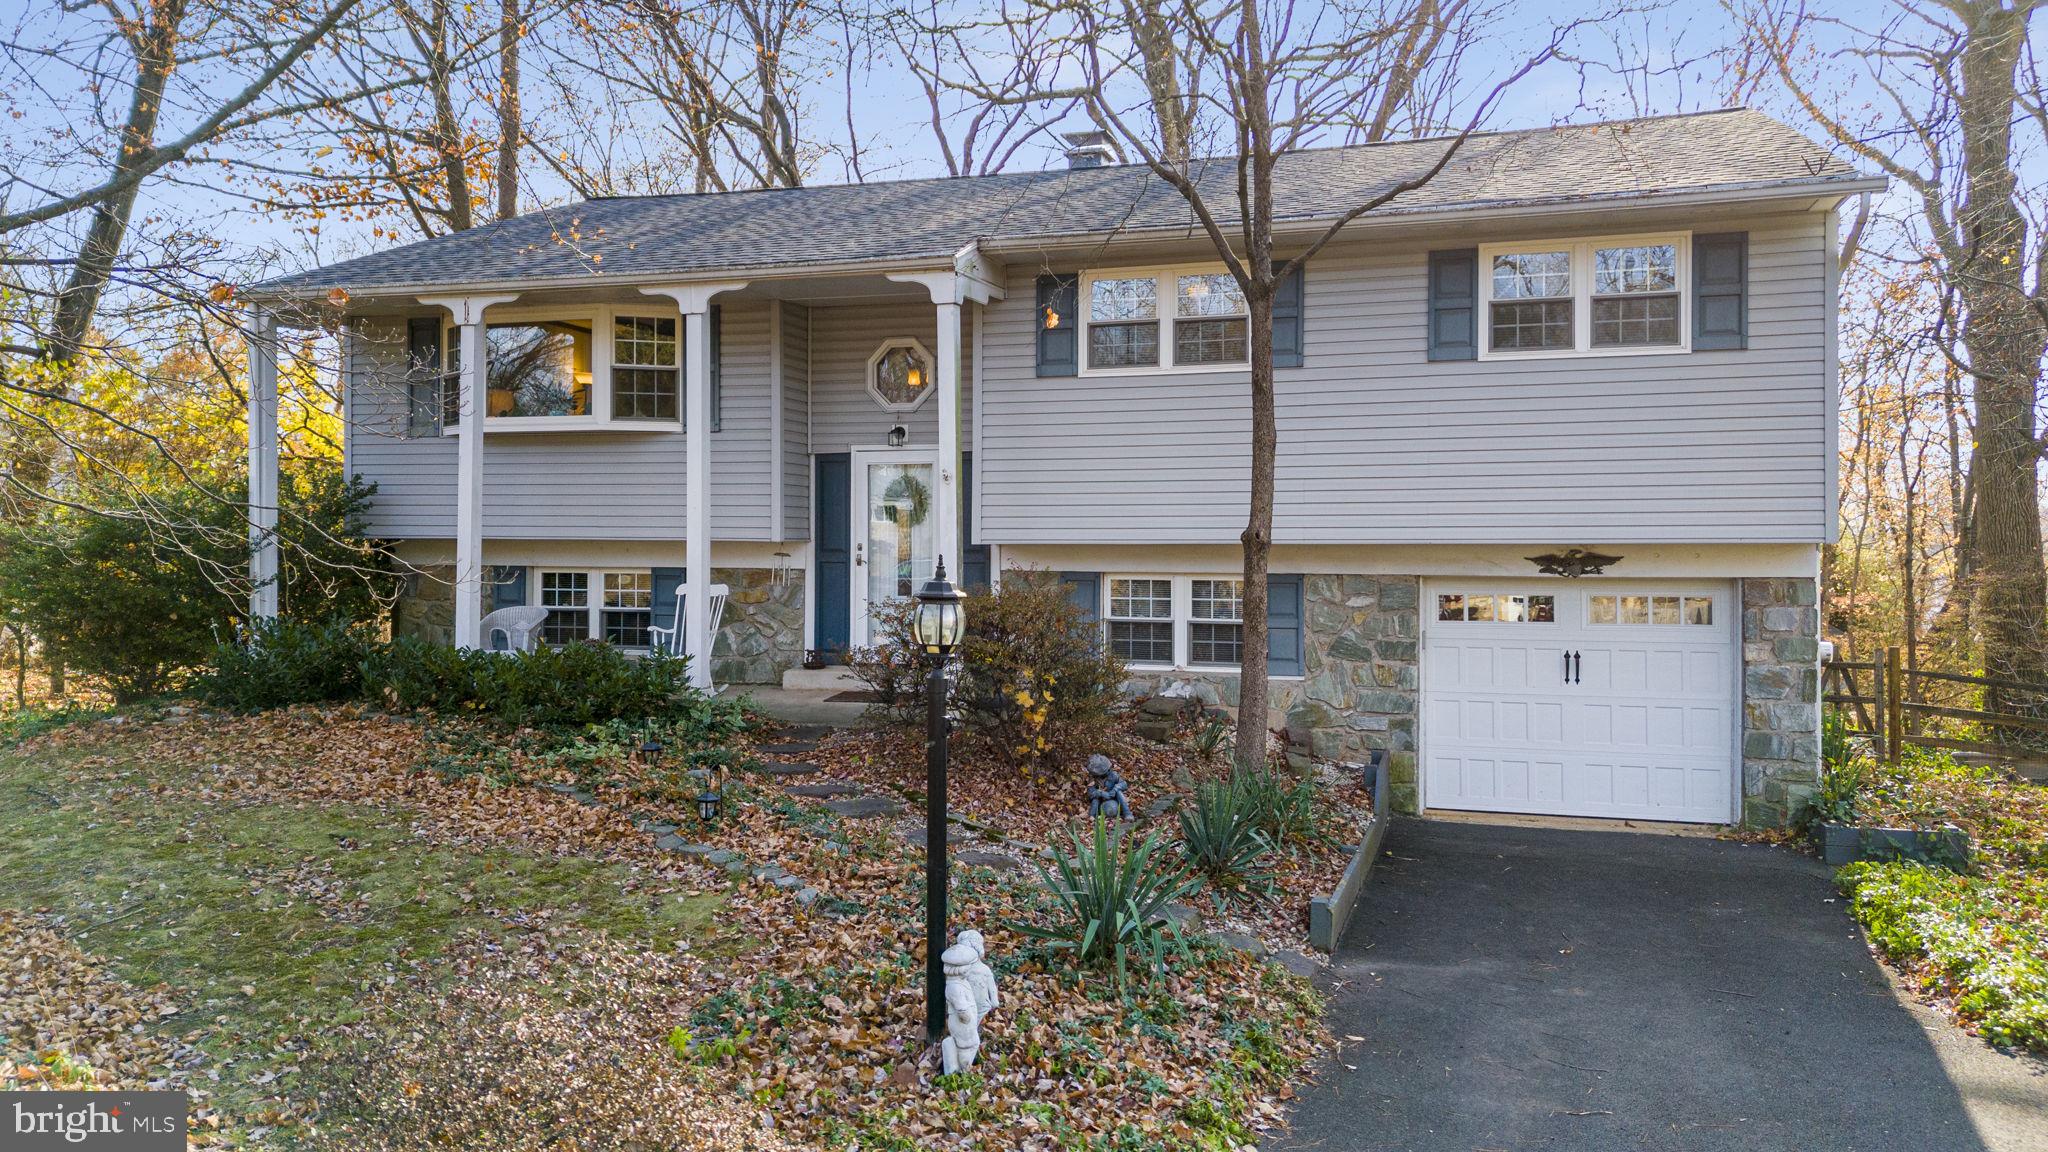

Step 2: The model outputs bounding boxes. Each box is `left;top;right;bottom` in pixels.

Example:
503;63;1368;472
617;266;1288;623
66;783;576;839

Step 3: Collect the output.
1234;283;1276;773
1952;1;2048;704
496;0;521;220
1122;0;1190;163
45;0;188;363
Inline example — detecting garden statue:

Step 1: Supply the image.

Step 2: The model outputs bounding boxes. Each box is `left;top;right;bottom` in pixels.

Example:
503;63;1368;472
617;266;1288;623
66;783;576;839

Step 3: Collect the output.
940;942;983;1074
956;929;998;1018
1086;754;1134;821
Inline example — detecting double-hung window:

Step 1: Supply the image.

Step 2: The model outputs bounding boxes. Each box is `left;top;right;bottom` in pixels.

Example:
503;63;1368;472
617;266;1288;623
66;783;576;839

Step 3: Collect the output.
1082;266;1248;372
1107;578;1175;664
1479;234;1688;357
1104;576;1264;671
535;569;655;648
611;316;679;420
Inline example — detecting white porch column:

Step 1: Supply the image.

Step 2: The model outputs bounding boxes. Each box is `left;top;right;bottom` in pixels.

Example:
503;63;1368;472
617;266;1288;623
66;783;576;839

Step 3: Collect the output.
641;281;749;689
890;258;1002;579
419;293;518;649
246;306;280;623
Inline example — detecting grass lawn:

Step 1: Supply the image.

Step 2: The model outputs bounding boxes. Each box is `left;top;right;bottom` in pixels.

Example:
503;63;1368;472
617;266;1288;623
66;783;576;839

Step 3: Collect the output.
0;705;1332;1150
1829;748;2048;1051
0;709;741;1145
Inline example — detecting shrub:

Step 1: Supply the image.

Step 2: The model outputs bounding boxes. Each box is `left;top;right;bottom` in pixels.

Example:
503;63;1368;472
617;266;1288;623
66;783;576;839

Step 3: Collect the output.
1230;762;1318;847
0;466;391;703
1017;819;1197;988
1179;778;1275;899
847;575;1125;771
198;617;379;710
363;639;704;728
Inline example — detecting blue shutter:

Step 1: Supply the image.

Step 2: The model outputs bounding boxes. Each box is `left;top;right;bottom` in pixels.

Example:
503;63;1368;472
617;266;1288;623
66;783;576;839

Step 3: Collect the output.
1266;573;1304;676
1035;274;1079;377
406;317;443;436
709;305;724;432
814;454;851;660
651;567;686;653
1272;262;1306;367
1693;232;1748;350
1427;249;1478;362
961;451;991;589
1060;572;1100;622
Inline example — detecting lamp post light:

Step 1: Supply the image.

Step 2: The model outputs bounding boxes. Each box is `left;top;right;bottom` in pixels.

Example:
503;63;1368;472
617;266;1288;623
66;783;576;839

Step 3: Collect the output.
912;556;966;1043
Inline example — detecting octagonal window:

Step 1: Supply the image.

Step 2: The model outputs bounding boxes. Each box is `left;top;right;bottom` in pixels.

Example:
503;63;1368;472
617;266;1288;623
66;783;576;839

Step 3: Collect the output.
867;338;934;411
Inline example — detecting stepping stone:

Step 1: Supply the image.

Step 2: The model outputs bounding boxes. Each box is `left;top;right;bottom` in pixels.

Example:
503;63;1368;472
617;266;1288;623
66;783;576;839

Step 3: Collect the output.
654;833;690;851
771;874;804;890
749;761;822;777
1271;949;1320;979
824;795;904;819
672;843;718;857
795;887;821;907
638;820;678;836
1212;930;1269;959
954;849;1025;874
786;782;863;798
705;849;738;865
1142;795;1181;819
895;822;971;846
759;741;820;755
1162;903;1201;929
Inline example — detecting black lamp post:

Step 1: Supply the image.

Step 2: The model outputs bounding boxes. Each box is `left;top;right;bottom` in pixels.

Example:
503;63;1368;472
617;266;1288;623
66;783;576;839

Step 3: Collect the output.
912;556;966;1043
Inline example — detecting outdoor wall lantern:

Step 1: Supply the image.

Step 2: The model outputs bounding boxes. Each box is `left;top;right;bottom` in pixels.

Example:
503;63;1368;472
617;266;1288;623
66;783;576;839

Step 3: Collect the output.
914;557;967;1043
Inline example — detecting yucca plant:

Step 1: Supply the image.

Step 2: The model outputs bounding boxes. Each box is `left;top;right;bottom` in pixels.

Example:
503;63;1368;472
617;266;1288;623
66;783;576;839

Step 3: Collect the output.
1179;778;1276;901
1231;762;1318;848
1017;818;1198;988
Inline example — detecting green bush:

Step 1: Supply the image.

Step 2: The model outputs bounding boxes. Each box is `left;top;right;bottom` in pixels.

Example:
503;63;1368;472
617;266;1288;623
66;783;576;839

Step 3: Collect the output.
198;617;379;710
847;575;1125;771
0;467;391;703
204;622;729;731
1179;778;1275;899
1017;819;1197;989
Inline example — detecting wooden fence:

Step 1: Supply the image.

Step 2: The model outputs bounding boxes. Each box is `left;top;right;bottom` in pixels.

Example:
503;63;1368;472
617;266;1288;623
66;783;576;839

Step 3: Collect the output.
1824;646;2048;765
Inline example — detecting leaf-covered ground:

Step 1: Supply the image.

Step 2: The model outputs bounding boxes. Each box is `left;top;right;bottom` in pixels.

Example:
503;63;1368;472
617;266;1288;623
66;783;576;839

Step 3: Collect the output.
0;705;1336;1148
1832;752;2048;1051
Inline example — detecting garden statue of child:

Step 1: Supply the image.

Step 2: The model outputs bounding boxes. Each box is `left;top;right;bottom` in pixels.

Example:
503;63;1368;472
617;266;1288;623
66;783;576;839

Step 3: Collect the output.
940;942;983;1074
956;929;998;1018
1086;754;1134;821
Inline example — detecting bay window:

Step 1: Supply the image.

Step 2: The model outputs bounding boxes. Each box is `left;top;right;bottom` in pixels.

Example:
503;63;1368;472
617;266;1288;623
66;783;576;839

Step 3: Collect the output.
1083;265;1248;372
1480;234;1689;357
426;304;713;432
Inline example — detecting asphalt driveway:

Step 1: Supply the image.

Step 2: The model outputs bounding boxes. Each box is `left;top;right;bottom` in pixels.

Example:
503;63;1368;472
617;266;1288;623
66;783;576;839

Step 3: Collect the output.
1274;818;2048;1152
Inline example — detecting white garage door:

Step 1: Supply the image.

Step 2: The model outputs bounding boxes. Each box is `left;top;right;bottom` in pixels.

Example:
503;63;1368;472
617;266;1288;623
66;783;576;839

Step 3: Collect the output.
1423;581;1736;824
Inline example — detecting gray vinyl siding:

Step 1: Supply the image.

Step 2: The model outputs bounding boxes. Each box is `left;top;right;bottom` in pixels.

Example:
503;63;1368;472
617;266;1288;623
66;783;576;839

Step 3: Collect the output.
807;300;973;455
977;211;1831;544
781;302;812;541
345;302;778;540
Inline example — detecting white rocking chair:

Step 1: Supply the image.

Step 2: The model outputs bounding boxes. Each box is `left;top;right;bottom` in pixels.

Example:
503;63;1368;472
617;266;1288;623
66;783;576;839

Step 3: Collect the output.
479;605;550;653
647;582;731;689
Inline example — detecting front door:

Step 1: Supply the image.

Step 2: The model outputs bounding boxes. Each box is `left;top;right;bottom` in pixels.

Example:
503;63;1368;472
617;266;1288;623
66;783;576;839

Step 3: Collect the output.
850;449;937;647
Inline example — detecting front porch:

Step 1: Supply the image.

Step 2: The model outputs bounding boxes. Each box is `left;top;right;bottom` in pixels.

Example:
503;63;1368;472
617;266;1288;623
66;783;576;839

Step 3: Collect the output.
246;253;1005;683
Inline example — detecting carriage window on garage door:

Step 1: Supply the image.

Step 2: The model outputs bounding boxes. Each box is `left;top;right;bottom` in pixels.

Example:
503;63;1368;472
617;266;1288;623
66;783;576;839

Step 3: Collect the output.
1436;593;1555;622
1589;594;1714;626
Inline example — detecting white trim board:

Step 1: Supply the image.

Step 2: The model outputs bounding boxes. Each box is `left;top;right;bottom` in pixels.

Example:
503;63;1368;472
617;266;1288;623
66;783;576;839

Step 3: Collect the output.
997;542;1822;579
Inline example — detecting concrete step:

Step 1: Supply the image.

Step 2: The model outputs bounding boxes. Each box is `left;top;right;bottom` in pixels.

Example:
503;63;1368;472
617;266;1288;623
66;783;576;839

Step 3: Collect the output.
781;666;864;691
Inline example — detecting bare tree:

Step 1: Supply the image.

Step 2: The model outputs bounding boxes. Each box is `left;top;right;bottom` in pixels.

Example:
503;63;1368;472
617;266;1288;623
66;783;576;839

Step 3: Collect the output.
1739;0;2048;699
936;0;1580;771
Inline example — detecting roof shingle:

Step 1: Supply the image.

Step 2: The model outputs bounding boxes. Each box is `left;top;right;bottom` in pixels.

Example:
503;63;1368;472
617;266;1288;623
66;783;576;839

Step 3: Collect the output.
256;108;1868;297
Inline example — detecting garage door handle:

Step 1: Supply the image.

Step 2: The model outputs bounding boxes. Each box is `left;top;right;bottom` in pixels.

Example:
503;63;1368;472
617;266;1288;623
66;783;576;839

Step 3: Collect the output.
1573;650;1582;684
1563;650;1571;685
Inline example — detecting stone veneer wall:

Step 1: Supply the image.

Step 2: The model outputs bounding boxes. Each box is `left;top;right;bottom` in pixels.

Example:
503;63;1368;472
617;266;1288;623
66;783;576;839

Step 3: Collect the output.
1118;575;1424;812
707;567;804;685
1740;576;1822;828
389;564;803;685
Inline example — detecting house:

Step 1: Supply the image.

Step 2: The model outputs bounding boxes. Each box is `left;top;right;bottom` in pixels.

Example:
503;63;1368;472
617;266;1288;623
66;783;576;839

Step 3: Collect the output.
244;108;1882;829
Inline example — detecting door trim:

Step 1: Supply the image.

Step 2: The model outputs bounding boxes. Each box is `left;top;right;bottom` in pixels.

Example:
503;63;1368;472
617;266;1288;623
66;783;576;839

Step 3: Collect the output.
849;446;939;648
